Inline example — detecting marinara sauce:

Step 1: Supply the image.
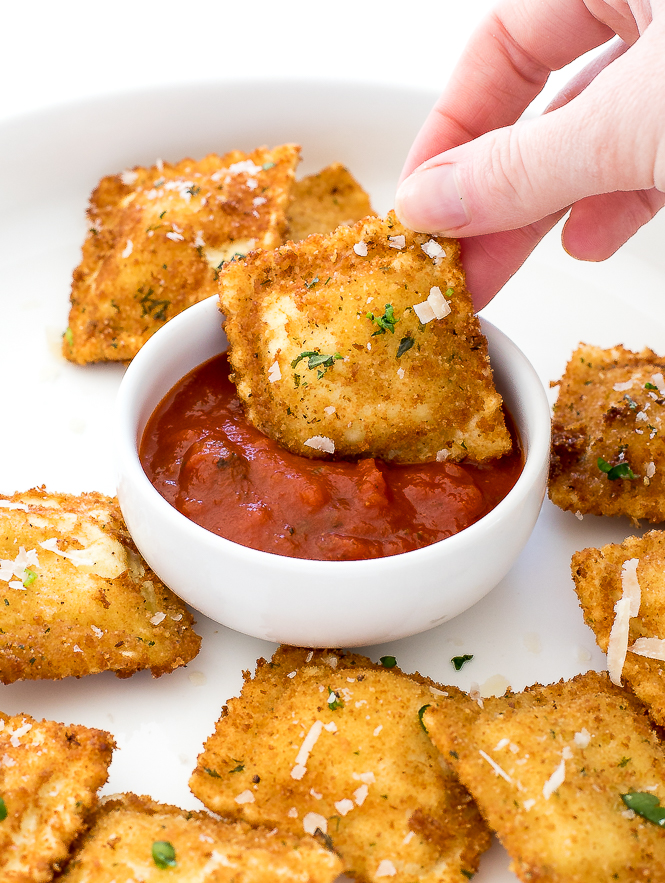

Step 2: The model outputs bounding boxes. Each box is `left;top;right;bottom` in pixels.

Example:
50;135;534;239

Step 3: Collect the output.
140;353;523;561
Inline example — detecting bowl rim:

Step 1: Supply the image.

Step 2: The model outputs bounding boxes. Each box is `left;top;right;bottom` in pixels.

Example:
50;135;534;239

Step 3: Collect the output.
116;296;551;571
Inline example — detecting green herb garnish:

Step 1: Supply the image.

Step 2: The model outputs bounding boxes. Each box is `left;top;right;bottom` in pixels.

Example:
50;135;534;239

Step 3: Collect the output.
0;797;6;821
597;457;637;481
367;303;398;335
623;395;638;410
396;336;414;359
451;654;474;671
418;704;431;732
621;791;665;827
645;382;659;390
152;841;177;869
380;656;397;669
304;276;319;289
63;327;74;347
291;351;342;374
327;688;344;711
22;568;36;588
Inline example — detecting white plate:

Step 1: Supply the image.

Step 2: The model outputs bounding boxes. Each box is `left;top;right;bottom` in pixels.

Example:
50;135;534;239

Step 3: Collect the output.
1;79;664;882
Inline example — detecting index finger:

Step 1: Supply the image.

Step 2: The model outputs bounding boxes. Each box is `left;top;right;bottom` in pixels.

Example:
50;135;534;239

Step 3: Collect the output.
400;0;618;180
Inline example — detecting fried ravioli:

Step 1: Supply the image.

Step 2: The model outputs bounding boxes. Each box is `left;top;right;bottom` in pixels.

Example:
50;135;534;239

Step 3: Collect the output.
423;671;665;883
57;793;342;883
64;145;300;364
572;531;665;726
0;488;201;683
0;712;114;883
286;163;375;241
190;646;491;883
219;212;511;463
549;343;665;521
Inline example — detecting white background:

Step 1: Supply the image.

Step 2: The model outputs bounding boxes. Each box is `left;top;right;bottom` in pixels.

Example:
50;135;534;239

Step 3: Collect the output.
1;3;665;883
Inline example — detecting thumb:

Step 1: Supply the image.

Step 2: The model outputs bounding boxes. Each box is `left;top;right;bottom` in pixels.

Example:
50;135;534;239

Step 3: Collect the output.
395;33;665;236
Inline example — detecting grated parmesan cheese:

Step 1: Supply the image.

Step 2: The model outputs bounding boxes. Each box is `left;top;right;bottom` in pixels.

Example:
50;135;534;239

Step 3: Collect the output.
268;361;281;383
376;859;397;877
413;300;436;324
150;612;166;625
574;728;590;748
353;241;368;257
334;798;355;816
304;436;335;454
629;637;665;660
388;235;405;249
542;757;566;799
303;812;327;835
421;240;445;260
427;286;451;319
613;380;634;391
234;790;255;804
607;558;641;685
291;720;325;779
121;239;133;258
479;750;512;783
353;784;369;805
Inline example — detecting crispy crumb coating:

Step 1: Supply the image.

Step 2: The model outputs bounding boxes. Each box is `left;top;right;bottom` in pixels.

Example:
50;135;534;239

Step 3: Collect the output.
218;212;510;464
0;488;201;683
58;792;342;883
64;145;300;363
286;163;375;241
190;646;491;883
549;343;665;521
0;712;114;883
423;671;665;883
572;531;665;727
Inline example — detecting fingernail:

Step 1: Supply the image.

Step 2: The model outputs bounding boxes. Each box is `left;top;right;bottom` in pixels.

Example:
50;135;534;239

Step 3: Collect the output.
395;164;470;233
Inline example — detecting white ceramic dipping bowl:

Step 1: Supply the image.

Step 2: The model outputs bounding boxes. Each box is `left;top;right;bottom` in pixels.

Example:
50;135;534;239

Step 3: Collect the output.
116;295;550;647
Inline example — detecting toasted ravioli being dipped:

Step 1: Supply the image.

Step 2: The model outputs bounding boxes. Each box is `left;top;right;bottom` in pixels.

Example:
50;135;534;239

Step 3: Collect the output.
285;162;375;241
58;793;343;883
219;213;511;464
423;671;665;883
0;712;114;883
572;531;665;726
190;646;491;883
549;343;665;521
0;488;201;683
64;145;300;363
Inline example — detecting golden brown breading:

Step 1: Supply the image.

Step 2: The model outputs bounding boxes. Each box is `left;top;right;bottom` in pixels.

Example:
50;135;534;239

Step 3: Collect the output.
190;646;491;883
57;792;342;883
219;212;511;464
64;145;300;364
0;712;114;883
572;531;665;726
0;488;201;683
285;163;375;241
423;671;665;883
549;343;665;521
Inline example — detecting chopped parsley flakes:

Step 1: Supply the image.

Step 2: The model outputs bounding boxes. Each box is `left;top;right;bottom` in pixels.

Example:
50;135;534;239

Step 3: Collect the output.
396;336;414;359
152;841;177;869
367;304;398;335
291;351;342;378
451;654;474;671
597;457;637;481
0;797;6;821
379;655;397;668
621;791;665;827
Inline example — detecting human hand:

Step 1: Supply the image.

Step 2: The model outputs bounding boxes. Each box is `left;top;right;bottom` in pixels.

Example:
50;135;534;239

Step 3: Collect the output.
394;0;665;309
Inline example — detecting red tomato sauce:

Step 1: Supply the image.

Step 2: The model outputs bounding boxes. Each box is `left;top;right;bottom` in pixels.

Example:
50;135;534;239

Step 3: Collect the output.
140;354;524;561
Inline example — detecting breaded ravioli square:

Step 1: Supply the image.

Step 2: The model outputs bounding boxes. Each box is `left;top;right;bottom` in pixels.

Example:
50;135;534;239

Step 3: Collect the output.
190;646;491;883
0;712;114;883
0;488;201;683
218;212;511;464
57;793;342;883
64;145;300;363
286;163;375;241
423;671;665;883
549;343;665;521
572;531;665;727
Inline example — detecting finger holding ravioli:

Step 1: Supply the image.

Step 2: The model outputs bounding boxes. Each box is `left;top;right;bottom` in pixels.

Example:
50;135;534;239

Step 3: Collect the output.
218;212;511;464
